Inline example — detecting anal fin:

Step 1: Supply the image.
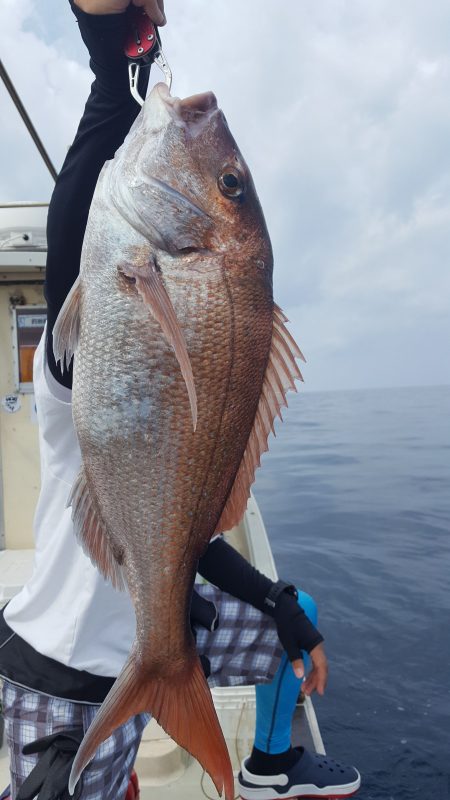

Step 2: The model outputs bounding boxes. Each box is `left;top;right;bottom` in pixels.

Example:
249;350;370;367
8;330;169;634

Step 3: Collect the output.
68;468;126;592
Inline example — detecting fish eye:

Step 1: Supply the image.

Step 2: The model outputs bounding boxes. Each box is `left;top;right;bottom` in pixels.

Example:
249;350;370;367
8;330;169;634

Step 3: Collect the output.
218;168;245;198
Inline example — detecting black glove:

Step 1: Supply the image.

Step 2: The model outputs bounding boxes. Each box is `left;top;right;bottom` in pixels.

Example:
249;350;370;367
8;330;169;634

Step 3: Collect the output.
273;591;324;661
16;728;84;800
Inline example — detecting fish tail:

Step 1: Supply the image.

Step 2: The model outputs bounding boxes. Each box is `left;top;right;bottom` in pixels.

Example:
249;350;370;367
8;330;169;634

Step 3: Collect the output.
69;653;234;799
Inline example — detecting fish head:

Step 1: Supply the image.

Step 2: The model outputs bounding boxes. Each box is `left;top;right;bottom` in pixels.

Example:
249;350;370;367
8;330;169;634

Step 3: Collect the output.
108;82;273;273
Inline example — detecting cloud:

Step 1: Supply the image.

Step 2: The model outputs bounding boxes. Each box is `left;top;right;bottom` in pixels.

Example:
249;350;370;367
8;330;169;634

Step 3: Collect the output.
1;0;449;390
0;0;91;199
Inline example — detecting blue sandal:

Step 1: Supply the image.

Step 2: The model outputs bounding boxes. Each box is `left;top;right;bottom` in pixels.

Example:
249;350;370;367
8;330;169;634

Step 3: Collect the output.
238;747;361;799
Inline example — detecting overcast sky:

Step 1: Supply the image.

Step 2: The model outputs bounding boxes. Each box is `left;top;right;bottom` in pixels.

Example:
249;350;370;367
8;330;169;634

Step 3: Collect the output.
1;0;449;391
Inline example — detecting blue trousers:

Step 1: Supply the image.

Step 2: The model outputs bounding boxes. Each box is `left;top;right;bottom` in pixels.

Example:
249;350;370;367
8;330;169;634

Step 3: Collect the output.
255;591;318;754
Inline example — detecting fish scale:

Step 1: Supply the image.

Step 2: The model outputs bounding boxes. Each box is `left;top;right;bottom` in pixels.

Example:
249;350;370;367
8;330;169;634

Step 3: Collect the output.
76;260;250;646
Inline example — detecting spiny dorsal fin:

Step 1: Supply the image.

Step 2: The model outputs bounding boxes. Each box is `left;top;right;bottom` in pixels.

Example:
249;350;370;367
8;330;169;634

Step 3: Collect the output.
215;304;304;533
52;275;81;372
68;468;126;592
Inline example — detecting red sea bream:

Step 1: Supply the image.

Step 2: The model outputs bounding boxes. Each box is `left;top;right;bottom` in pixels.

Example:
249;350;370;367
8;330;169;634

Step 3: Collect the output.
53;82;304;798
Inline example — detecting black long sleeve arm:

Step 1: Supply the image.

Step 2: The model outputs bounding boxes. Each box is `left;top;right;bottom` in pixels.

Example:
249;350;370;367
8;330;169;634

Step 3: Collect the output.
198;536;274;614
45;1;150;388
198;536;324;655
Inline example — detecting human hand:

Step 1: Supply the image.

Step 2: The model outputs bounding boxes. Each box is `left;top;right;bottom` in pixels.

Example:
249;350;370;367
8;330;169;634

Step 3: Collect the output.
74;0;166;26
301;642;328;696
133;0;166;26
273;591;327;688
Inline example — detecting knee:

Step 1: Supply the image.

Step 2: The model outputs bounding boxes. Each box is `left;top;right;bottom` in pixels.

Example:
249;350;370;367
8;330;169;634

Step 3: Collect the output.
296;590;318;626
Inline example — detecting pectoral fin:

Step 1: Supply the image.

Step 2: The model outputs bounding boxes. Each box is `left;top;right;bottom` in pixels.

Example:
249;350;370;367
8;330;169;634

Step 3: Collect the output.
121;258;198;430
52;276;81;371
215;304;304;533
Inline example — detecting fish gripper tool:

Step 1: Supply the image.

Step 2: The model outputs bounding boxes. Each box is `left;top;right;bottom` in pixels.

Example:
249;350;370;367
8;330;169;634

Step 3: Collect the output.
124;5;172;107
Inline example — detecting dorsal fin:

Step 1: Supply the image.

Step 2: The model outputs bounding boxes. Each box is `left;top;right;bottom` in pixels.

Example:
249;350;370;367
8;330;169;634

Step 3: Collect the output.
215;304;304;533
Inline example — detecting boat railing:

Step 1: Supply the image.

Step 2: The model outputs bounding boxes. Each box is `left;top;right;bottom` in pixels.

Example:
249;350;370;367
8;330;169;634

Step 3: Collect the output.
0;203;49;266
0;202;49;208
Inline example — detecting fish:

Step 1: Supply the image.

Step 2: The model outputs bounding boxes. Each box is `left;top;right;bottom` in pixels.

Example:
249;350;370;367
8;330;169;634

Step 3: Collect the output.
53;81;304;799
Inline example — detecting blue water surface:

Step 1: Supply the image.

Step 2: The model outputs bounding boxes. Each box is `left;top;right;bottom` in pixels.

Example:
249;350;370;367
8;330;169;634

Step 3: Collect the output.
253;385;450;800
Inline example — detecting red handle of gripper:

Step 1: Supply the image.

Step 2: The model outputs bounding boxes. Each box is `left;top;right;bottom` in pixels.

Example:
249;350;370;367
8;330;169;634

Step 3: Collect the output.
124;6;158;61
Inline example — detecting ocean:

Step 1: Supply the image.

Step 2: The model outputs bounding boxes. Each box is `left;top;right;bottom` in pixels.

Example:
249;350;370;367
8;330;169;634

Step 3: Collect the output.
253;385;450;800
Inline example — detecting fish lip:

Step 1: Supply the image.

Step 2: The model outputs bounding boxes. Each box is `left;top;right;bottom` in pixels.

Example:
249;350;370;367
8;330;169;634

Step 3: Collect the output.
156;82;219;124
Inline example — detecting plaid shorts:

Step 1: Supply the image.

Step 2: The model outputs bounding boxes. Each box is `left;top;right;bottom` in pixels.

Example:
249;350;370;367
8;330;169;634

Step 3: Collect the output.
2;684;148;800
2;586;283;799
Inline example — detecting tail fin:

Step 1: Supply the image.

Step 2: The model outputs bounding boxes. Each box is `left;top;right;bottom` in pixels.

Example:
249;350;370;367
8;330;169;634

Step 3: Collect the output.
69;654;234;799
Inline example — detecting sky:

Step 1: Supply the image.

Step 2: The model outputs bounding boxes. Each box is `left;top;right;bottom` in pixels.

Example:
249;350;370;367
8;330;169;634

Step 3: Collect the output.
1;0;449;392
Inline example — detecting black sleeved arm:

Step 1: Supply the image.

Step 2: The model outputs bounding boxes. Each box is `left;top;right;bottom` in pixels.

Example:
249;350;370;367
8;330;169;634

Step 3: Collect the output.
44;1;150;389
198;536;274;614
198;536;324;655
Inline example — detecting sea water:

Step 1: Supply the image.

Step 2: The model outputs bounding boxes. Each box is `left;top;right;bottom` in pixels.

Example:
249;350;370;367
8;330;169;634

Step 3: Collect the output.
253;385;450;800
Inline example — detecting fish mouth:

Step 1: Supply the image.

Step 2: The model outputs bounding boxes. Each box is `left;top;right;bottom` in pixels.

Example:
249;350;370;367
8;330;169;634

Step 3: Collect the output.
156;83;218;124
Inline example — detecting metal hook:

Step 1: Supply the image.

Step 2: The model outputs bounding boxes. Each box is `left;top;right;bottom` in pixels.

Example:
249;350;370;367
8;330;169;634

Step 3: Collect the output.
128;62;144;107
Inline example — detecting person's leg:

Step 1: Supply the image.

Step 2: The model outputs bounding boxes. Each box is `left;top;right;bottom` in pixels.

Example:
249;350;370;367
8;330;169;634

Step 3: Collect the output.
1;680;149;800
195;585;360;798
238;592;361;797
252;590;317;759
2;680;80;798
80;705;149;800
